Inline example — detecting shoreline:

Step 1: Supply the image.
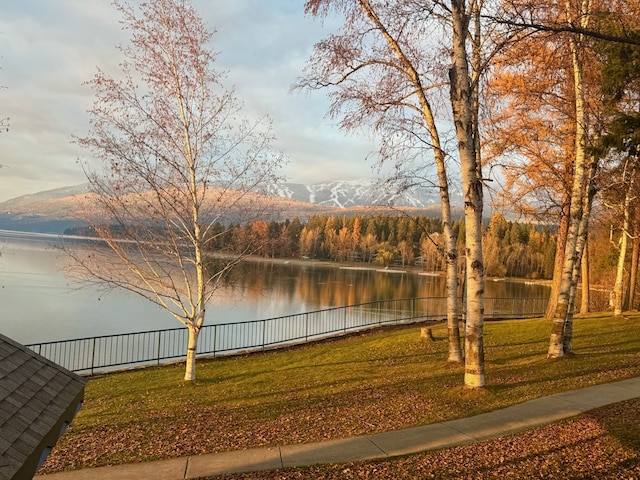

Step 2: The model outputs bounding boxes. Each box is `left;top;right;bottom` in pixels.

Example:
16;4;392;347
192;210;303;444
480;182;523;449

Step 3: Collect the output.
238;253;554;287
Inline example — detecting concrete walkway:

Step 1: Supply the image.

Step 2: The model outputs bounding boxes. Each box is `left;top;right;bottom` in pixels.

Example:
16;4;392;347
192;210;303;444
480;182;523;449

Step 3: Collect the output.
36;377;640;480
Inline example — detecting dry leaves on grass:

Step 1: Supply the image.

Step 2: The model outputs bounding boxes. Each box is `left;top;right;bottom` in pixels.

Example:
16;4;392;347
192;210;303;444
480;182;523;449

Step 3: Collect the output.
205;399;640;480
39;386;439;474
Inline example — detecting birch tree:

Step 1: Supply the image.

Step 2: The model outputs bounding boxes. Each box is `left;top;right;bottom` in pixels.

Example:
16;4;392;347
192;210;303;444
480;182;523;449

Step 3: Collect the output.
69;0;283;381
546;0;595;358
549;0;640;352
449;0;487;387
302;0;493;386
299;0;464;363
494;0;640;336
611;164;636;316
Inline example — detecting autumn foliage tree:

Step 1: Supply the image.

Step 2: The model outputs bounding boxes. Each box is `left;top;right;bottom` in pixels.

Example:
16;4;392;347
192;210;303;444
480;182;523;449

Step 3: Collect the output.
486;22;577;317
488;0;609;357
594;15;640;315
68;0;283;381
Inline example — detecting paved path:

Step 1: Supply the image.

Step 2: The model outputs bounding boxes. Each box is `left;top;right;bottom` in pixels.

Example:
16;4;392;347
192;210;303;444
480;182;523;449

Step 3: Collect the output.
36;377;640;480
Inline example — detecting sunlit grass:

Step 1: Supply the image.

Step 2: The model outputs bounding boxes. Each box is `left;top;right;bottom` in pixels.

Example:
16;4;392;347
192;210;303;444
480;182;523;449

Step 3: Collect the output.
83;313;640;423
51;312;640;470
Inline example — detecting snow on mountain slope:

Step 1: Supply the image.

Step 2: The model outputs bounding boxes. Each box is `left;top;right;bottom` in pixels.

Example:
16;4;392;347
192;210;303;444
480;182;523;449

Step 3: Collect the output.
3;179;459;212
0;179;462;233
269;178;462;209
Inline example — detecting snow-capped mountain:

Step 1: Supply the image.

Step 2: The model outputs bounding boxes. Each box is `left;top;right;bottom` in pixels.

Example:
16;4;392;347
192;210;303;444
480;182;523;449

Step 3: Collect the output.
269;178;462;209
0;179;462;234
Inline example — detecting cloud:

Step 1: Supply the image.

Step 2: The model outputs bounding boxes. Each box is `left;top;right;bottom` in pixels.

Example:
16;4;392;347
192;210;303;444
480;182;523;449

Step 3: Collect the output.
0;0;374;202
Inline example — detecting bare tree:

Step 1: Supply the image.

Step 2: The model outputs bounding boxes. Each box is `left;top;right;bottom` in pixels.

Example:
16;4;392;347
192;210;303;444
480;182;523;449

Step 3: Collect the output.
68;0;284;381
299;0;465;364
301;0;497;387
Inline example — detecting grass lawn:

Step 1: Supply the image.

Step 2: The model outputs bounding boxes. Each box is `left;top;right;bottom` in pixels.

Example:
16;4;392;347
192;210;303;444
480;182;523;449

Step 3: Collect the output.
40;312;640;473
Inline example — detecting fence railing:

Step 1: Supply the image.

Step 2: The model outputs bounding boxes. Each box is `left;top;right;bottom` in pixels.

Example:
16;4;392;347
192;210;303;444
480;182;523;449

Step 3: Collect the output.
26;296;547;375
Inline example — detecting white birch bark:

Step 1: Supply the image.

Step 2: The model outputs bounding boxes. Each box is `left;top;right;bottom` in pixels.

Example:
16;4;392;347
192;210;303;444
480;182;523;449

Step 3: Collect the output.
613;165;636;317
628;221;640;310
450;0;485;387
564;156;597;353
184;324;201;381
579;239;590;314
548;0;590;358
358;0;463;362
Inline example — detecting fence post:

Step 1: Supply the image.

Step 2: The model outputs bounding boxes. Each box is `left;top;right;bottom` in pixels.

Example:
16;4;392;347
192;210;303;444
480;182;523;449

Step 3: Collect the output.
344;306;347;332
213;325;217;358
90;337;96;376
262;319;266;351
157;330;162;365
395;298;399;324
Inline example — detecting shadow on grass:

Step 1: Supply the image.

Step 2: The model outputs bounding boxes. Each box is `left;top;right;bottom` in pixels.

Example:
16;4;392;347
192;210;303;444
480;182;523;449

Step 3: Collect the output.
596;398;640;452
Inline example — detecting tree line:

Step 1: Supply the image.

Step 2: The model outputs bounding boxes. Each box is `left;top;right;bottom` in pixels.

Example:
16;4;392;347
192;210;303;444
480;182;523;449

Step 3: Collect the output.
200;213;557;279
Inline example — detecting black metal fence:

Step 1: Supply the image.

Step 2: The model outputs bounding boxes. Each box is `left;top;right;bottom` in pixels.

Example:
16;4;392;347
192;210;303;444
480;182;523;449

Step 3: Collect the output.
26;296;547;375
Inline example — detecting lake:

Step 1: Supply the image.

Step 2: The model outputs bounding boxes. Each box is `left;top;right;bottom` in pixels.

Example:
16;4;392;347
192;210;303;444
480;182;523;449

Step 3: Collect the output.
0;230;550;345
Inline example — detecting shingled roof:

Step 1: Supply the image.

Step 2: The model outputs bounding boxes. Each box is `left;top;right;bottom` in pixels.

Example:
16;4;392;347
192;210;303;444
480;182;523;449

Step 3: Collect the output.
0;333;85;480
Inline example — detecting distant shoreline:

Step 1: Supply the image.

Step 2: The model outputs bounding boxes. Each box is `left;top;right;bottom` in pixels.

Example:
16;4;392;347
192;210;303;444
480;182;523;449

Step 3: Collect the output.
0;228;553;288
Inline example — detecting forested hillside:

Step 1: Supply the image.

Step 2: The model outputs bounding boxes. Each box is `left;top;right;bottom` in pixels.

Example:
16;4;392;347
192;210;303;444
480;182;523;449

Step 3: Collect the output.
205;213;558;279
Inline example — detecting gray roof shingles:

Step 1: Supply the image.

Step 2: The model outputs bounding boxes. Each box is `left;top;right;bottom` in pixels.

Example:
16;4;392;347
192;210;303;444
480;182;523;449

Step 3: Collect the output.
0;334;85;480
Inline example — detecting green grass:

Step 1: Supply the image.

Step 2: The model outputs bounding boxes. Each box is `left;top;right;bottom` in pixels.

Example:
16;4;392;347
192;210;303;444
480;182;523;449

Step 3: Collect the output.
84;313;639;419
46;312;640;471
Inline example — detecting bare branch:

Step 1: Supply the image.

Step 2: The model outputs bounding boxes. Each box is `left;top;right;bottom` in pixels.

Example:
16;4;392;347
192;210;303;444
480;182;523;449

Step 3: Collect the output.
67;0;284;381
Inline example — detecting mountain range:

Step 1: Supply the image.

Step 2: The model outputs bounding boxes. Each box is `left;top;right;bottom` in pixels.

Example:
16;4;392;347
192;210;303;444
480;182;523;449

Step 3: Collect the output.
269;179;462;209
0;179;461;233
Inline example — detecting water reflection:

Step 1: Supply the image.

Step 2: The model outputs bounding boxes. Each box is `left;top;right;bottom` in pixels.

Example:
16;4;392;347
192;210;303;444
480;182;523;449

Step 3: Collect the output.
0;231;549;344
219;262;440;311
214;260;550;312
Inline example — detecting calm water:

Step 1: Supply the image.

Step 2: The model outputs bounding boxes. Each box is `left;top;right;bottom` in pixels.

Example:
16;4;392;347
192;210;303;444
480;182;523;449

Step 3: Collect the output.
0;230;550;344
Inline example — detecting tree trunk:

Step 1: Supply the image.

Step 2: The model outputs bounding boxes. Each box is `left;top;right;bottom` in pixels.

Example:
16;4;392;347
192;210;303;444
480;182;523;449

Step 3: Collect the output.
545;191;571;319
548;208;583;357
563;168;594;353
445;228;463;362
548;5;588;358
628;219;640;310
184;325;200;381
437;150;462;363
564;154;597;354
613;226;628;317
430;122;461;363
613;166;635;317
358;0;463;362
579;235;590;314
450;0;485;388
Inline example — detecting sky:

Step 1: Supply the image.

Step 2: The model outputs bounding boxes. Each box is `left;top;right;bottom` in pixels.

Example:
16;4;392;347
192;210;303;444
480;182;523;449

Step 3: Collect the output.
0;0;379;202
